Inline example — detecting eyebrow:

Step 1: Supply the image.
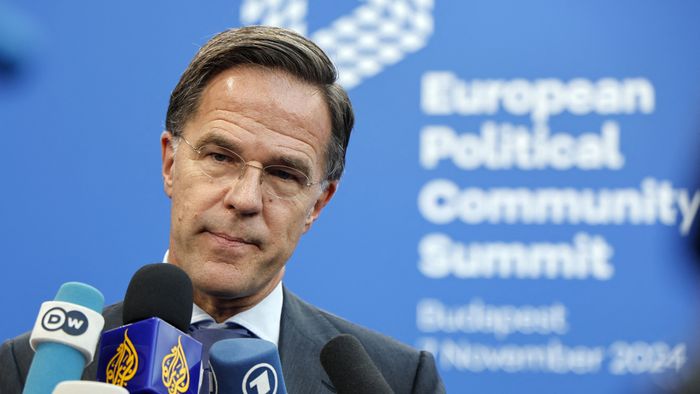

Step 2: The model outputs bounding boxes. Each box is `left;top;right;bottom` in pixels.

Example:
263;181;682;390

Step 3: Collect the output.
193;133;240;153
193;132;315;177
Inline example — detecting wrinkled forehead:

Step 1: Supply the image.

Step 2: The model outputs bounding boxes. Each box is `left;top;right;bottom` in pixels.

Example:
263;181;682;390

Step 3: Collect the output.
190;66;333;174
200;66;329;130
206;66;324;109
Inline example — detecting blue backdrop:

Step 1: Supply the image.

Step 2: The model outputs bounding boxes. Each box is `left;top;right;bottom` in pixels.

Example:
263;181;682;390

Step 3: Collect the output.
2;1;700;393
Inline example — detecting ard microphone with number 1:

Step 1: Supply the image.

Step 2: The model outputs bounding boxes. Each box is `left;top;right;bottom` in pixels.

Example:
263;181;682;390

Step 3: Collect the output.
96;263;202;393
22;282;105;394
209;338;288;394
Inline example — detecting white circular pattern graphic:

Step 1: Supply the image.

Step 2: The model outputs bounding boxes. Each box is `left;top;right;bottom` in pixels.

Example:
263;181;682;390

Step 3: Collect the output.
240;0;435;89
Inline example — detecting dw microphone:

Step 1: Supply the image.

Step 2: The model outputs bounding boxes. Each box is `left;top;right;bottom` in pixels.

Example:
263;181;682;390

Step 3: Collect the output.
22;282;105;394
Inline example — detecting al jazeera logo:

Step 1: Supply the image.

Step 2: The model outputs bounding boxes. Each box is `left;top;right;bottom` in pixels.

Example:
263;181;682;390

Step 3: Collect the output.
105;329;138;386
105;330;191;393
162;336;191;394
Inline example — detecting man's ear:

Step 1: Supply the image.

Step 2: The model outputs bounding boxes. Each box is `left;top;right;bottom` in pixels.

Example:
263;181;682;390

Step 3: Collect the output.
304;181;338;233
161;131;175;199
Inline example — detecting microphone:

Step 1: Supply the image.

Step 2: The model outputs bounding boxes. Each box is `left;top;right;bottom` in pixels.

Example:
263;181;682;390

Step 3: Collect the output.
208;338;287;394
0;3;39;76
96;264;202;393
22;282;105;394
52;381;128;394
320;334;394;394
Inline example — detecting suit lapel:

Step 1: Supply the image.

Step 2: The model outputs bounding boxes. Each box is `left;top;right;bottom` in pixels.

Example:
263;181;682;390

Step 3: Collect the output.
279;288;338;394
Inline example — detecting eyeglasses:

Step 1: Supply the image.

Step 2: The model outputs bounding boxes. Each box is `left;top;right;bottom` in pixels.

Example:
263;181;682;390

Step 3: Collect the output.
179;137;322;200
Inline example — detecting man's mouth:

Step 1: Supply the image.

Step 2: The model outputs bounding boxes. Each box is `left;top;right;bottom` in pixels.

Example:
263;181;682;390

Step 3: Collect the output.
205;231;261;248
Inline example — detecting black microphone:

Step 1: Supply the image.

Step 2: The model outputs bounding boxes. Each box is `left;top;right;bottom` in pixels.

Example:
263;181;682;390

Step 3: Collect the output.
320;334;394;394
96;264;203;393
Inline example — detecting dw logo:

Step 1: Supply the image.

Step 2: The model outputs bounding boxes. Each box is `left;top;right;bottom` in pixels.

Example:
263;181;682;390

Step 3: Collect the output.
40;306;89;336
242;363;279;394
240;0;435;89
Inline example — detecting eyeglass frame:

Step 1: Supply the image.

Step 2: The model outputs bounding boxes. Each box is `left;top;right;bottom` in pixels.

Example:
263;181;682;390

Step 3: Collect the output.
176;136;327;199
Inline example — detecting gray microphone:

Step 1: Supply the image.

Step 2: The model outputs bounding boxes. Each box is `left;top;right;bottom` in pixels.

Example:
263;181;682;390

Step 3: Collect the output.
320;334;394;394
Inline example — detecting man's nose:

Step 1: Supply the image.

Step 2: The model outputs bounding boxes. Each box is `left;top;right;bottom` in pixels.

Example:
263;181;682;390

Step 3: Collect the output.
223;164;264;214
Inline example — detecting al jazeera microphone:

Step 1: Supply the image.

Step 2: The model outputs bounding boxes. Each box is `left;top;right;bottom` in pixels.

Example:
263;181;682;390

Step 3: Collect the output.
22;282;105;394
96;264;202;393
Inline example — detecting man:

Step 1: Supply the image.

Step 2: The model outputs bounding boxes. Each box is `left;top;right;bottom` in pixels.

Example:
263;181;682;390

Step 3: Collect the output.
0;26;445;393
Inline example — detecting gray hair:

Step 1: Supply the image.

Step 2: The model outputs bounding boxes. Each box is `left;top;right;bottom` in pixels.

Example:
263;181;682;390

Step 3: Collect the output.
165;25;354;181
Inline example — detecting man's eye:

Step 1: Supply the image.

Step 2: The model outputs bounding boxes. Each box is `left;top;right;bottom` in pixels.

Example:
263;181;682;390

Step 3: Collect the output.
200;146;238;164
267;167;303;183
210;152;233;163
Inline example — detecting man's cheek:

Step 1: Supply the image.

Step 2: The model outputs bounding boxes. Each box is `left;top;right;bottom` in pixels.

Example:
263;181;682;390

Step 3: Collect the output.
171;198;189;225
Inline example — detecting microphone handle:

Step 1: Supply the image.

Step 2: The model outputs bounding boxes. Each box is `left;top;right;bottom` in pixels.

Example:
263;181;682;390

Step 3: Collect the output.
52;381;129;394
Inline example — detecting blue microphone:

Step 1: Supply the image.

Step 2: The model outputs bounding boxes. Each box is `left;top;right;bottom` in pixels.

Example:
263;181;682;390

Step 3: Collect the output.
208;338;287;394
22;282;106;394
96;264;202;393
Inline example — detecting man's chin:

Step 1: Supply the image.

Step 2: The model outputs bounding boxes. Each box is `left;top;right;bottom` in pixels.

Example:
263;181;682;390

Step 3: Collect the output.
194;280;252;300
187;260;285;303
192;267;251;298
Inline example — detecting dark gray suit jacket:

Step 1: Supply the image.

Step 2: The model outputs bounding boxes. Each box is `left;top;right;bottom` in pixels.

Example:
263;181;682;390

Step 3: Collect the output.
0;288;445;394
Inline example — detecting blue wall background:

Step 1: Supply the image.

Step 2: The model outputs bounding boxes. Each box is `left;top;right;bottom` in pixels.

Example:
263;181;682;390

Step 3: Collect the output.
2;1;700;393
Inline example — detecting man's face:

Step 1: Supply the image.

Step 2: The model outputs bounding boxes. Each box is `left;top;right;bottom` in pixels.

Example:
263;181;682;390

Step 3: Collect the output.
161;66;336;302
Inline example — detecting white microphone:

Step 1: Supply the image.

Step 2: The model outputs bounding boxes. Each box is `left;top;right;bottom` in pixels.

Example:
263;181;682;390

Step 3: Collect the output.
52;381;128;393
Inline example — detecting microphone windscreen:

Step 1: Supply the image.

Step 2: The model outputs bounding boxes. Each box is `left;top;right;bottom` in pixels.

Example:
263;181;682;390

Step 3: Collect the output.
122;263;193;332
320;334;394;394
52;381;128;394
54;281;105;312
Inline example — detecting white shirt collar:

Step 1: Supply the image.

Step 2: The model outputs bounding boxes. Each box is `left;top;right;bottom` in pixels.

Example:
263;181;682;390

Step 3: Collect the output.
163;250;284;346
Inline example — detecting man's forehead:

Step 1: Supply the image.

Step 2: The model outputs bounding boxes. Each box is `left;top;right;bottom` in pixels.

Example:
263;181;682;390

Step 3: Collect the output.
195;66;328;127
201;66;325;113
188;66;332;173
